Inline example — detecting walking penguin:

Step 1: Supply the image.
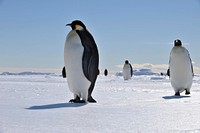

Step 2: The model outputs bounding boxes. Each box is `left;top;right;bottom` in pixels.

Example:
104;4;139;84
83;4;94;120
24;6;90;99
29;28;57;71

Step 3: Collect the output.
167;39;194;96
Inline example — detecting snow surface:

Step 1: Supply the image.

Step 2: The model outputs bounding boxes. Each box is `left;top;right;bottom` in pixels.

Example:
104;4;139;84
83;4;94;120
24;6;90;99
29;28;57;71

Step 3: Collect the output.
0;70;200;133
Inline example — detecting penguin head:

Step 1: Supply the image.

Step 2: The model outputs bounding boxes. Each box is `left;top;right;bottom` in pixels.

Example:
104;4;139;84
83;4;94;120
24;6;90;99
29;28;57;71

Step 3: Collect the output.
174;39;182;46
66;20;86;31
125;60;129;64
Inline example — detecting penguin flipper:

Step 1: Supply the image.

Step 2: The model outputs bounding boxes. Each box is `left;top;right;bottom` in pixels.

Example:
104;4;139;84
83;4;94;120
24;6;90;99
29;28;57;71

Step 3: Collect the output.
189;56;194;77
62;66;66;78
87;55;99;101
88;55;99;82
130;64;133;77
167;68;170;77
77;30;99;82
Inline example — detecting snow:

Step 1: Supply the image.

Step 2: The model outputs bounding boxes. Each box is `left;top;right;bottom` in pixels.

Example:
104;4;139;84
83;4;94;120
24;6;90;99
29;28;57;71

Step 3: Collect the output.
0;70;200;133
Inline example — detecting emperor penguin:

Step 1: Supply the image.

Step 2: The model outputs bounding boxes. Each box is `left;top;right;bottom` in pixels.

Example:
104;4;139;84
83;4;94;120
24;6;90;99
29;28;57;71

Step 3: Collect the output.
123;60;133;80
63;20;99;103
168;39;194;96
104;69;108;76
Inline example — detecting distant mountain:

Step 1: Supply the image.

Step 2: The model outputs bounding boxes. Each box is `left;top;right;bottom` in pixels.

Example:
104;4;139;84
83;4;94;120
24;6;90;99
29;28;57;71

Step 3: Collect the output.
133;68;158;76
0;71;55;76
115;68;158;76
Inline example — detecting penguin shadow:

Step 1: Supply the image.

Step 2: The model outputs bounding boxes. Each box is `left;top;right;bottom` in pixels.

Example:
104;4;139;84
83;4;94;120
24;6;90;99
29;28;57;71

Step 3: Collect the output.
162;95;191;100
26;102;86;110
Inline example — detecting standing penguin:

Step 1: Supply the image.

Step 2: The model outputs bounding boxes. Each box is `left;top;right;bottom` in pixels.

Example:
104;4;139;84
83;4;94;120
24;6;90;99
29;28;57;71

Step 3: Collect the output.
63;20;99;103
123;60;133;80
168;39;194;96
104;69;108;76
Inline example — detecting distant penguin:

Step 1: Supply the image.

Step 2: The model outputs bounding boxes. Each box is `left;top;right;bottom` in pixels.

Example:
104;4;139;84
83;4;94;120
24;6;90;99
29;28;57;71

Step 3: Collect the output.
123;60;133;80
104;69;108;76
63;20;99;103
62;66;66;78
168;39;194;96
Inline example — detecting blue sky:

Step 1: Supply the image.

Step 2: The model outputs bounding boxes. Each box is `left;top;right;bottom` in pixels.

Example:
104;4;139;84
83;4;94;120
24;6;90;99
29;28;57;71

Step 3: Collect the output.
0;0;200;72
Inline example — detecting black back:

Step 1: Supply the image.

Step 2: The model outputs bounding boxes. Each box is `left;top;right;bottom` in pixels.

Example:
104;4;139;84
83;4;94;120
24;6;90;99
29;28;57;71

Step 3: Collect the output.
76;30;99;83
189;52;194;76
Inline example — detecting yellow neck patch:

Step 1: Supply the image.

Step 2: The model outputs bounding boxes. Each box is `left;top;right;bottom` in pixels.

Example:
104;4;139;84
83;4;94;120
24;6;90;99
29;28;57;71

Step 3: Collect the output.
75;25;84;30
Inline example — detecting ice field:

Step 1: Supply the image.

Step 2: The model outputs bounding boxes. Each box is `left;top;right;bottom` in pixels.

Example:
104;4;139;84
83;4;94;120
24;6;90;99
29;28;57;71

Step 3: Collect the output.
0;69;200;133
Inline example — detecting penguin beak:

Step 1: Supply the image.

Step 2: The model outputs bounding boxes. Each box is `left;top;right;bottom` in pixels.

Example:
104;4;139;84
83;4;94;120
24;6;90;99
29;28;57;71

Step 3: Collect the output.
66;23;71;26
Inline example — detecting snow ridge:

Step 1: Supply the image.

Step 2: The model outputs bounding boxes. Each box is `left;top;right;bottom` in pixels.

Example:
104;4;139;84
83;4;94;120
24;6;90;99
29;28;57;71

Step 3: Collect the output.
0;71;55;76
115;68;159;76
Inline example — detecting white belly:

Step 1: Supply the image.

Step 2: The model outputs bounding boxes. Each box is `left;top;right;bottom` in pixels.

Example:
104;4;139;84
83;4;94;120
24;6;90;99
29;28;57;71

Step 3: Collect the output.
64;31;91;101
169;47;193;92
123;64;131;80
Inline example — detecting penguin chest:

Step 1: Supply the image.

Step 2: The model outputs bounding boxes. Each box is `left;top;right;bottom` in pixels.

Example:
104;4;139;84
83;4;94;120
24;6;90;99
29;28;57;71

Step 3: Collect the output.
169;47;193;90
64;31;91;99
123;64;131;80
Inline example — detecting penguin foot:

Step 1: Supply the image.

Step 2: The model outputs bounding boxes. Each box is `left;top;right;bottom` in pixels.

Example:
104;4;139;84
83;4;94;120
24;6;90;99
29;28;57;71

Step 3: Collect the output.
185;90;190;95
87;96;96;103
175;92;180;96
69;99;86;103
